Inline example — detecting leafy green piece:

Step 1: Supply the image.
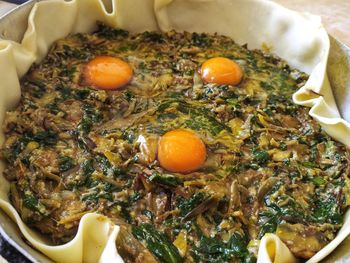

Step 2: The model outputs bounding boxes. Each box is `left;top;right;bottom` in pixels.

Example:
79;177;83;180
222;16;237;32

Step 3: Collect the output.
33;130;58;146
23;193;49;216
191;32;212;47
26;79;46;98
120;207;132;223
59;156;75;172
148;172;181;187
301;161;319;168
260;81;274;91
258;200;309;238
94;154;113;176
62;45;89;60
80;159;94;185
252;148;270;165
74;89;91;100
130;192;142;202
79;104;102;133
177;192;207;217
78;118;93;134
142;209;154;220
311;176;326;186
61;65;77;79
81;190;113;202
94;154;125;179
7;130;58;160
96;22;129;39
258;207;281;238
53;83;71;102
313;195;343;224
157;100;230;135
3;137;30;161
46;102;60;114
192;232;249;262
132;224;183;263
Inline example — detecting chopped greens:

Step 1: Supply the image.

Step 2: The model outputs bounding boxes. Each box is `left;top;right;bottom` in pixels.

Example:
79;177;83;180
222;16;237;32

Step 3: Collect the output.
132;224;183;263
1;24;349;263
148;172;181;187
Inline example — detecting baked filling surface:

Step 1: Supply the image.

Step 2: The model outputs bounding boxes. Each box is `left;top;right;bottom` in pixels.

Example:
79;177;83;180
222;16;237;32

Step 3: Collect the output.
1;23;349;262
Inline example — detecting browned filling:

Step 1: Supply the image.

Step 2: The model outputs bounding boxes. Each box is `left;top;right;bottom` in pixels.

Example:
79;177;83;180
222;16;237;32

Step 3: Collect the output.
1;23;349;262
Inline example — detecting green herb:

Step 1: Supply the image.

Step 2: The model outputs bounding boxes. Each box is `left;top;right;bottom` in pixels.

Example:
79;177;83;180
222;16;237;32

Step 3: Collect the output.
74;89;91;100
59;156;75;172
313;195;342;224
46;102;60;114
117;43;138;52
158;113;178;120
142;209;154;220
79;104;102;133
4;131;53;161
279;142;287;151
192;232;249;262
26;79;46;98
34;130;56;146
260;81;274;90
177;192;207;217
62;44;89;60
80;159;94;185
148;172;181;187
191;32;212;47
94;154;125;178
301;161;318;168
120;207;132;223
4;137;30;161
258;200;308;238
123;90;134;101
96;22;129;39
78;118;93;134
61;65;77;79
311;176;326;186
95;155;113;176
130;192;142;202
157;100;230;135
82;191;112;202
258;207;281;238
132;224;182;263
23;193;49;216
122;129;136;143
252;148;270;165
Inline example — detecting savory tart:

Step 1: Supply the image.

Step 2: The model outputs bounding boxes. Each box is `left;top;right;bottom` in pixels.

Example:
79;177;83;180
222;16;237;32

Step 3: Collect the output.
1;23;349;262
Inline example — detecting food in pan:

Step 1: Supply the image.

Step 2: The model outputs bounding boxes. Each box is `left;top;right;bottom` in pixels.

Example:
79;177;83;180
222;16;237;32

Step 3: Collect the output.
1;23;349;262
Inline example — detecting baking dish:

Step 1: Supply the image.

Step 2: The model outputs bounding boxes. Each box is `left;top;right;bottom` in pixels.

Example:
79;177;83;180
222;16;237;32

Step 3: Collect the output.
0;0;350;262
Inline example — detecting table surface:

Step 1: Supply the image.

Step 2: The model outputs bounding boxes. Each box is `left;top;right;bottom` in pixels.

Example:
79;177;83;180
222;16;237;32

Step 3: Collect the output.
272;0;350;46
0;0;349;262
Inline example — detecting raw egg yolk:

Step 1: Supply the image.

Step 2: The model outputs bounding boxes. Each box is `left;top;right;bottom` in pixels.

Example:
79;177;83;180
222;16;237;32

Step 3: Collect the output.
84;56;133;90
201;57;243;85
158;129;207;173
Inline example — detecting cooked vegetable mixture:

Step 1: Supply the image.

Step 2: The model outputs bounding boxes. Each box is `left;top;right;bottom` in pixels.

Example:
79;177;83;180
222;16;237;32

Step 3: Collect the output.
1;23;350;262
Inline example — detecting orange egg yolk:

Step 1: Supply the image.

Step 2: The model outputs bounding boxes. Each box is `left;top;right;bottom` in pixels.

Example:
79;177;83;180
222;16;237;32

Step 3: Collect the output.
84;56;133;90
158;129;207;173
201;57;243;85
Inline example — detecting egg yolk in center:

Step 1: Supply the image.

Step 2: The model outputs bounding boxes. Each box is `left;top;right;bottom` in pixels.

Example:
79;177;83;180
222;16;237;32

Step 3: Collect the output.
201;57;243;85
158;129;207;173
84;56;133;90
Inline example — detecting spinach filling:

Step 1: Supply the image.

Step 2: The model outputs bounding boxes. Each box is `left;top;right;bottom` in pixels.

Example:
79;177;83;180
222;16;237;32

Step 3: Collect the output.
1;23;349;262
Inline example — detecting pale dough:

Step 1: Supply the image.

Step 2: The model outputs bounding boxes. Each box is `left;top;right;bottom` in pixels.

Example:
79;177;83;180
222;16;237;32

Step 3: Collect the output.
0;0;349;262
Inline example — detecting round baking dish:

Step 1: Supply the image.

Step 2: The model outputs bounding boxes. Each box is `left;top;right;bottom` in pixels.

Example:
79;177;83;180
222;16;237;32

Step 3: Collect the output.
0;1;350;262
